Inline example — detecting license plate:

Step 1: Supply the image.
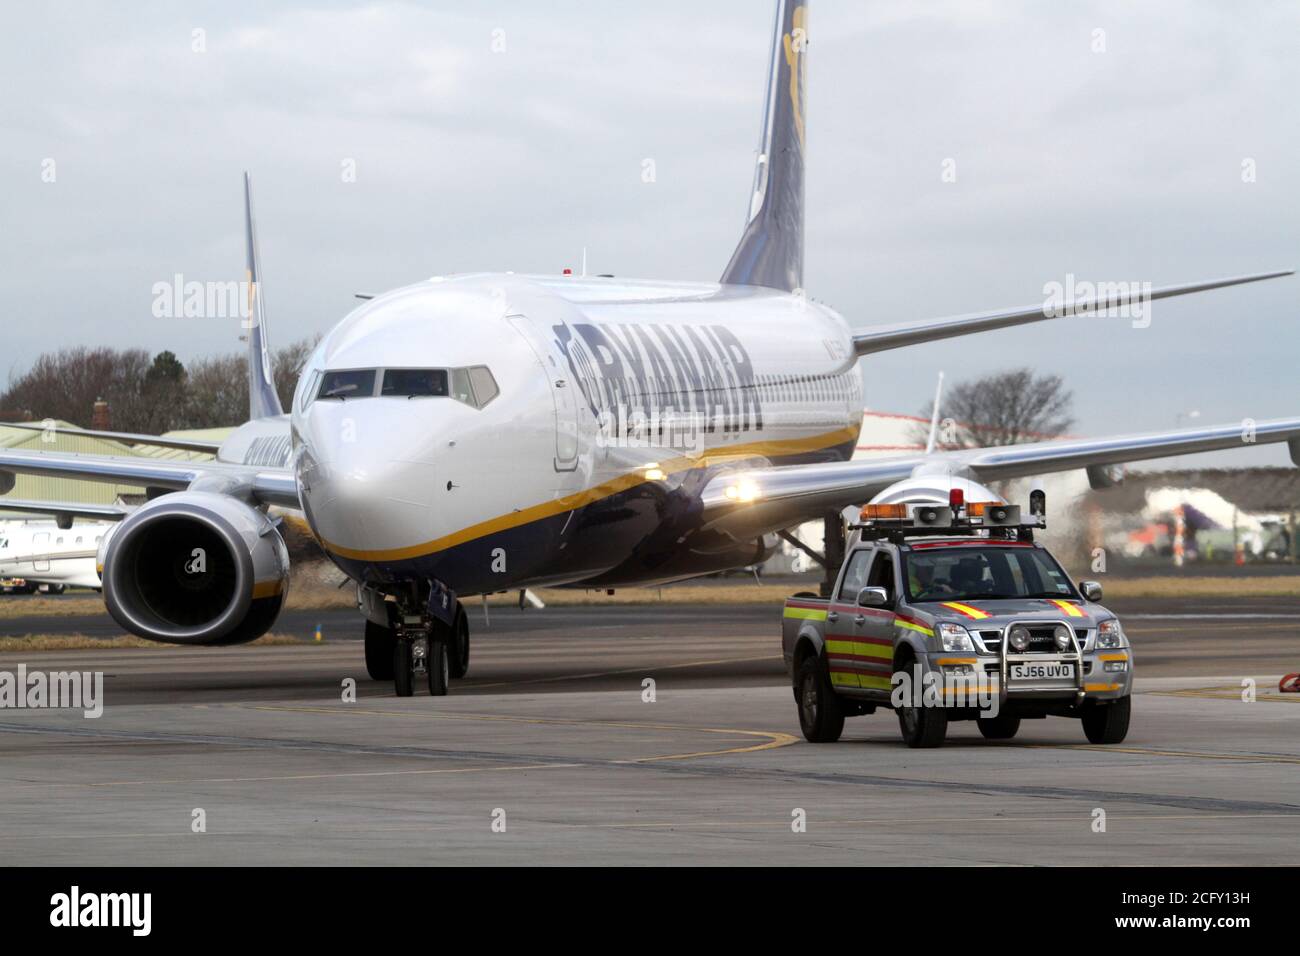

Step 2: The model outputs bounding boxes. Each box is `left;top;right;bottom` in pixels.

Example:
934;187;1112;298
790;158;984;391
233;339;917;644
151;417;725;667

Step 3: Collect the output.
1011;662;1074;681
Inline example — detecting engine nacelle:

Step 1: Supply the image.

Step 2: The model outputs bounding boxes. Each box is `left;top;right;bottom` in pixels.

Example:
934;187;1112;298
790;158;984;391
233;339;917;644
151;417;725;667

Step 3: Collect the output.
101;492;289;646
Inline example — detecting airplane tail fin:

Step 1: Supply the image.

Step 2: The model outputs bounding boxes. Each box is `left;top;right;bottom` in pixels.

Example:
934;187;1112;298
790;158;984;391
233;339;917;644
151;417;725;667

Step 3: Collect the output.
720;0;808;293
243;172;284;420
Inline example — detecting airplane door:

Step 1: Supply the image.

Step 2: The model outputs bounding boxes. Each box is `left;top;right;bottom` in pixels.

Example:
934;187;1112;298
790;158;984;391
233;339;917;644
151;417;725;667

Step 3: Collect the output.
507;314;580;471
32;532;50;572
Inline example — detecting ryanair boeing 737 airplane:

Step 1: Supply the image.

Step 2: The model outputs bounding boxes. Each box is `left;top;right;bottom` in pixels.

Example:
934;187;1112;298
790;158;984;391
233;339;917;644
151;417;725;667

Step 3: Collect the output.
1;1;1295;696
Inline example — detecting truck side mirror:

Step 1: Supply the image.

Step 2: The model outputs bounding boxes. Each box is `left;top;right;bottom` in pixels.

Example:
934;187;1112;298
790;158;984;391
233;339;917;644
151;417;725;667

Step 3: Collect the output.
857;586;889;608
1079;580;1103;602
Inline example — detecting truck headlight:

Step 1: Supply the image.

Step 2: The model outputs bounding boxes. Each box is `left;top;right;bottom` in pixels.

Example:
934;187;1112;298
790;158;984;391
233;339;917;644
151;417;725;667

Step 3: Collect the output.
938;622;974;652
1053;624;1073;650
1008;624;1031;652
1097;619;1126;648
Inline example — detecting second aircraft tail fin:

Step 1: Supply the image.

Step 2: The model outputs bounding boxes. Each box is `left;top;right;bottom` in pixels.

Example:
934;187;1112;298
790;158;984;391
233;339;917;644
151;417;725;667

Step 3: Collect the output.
243;172;284;420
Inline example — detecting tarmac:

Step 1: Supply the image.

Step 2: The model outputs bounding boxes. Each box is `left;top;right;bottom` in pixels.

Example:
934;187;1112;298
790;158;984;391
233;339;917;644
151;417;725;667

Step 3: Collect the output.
0;597;1295;864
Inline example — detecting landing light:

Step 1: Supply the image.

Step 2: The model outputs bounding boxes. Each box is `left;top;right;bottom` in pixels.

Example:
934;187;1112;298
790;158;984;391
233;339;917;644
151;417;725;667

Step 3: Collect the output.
725;479;761;503
644;465;666;481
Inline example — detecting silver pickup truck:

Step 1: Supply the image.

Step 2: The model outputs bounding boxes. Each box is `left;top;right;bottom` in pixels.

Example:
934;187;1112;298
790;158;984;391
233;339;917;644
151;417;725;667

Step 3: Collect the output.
781;499;1133;748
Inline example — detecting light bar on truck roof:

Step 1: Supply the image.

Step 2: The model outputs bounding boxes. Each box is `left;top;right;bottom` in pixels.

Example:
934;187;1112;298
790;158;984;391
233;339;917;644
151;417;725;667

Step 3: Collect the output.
860;503;908;520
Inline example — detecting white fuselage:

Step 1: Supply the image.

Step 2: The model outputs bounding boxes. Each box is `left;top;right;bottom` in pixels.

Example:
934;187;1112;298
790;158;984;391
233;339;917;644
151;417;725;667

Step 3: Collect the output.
0;521;111;590
235;273;864;594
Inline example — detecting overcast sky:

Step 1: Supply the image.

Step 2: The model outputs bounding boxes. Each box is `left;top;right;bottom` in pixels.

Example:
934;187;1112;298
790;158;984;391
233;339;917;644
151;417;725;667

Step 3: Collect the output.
2;1;1296;467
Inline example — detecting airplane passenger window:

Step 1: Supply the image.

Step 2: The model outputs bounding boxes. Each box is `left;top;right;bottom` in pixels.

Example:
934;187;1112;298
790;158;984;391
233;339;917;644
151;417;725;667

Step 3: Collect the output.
382;369;449;397
468;366;499;407
317;369;376;400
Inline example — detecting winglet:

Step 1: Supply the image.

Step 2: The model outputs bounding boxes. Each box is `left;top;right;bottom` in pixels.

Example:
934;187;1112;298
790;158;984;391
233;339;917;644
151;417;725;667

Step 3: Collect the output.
244;172;284;420
720;1;808;293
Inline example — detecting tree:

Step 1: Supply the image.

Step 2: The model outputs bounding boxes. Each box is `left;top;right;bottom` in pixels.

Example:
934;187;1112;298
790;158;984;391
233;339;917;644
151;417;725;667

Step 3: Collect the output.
0;347;152;430
915;367;1074;449
184;337;319;429
273;337;316;412
184;353;248;428
3;337;319;434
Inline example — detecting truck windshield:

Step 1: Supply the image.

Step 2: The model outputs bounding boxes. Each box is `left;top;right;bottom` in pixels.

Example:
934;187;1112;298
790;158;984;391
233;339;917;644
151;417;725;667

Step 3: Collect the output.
902;546;1076;603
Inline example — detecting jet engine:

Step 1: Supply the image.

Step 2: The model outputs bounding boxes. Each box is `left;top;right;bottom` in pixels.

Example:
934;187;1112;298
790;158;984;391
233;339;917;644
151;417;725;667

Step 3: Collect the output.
100;492;290;645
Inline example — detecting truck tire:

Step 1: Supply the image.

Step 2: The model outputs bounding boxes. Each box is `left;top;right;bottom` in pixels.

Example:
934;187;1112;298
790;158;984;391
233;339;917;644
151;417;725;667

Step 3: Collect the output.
977;712;1021;740
1081;695;1131;744
796;656;845;743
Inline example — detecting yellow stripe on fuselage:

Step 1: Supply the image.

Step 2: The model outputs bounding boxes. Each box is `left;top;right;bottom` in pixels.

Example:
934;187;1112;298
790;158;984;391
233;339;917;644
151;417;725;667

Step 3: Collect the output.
319;425;859;563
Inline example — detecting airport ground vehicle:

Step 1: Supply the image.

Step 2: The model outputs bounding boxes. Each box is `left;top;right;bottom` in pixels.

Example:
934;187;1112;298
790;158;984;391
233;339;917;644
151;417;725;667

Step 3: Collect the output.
781;493;1133;748
0;577;36;595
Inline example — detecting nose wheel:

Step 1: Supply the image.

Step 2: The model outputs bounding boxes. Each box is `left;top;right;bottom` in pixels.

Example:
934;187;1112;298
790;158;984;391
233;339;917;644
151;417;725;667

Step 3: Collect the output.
371;589;466;697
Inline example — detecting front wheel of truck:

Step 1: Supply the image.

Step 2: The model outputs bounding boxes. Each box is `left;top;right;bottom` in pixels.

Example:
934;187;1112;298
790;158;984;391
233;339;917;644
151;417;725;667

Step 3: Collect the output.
977;712;1021;740
796;656;845;743
1081;695;1131;744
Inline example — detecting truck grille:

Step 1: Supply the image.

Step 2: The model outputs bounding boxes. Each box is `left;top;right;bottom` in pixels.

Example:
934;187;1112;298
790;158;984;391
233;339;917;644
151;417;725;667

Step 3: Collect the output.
980;627;1087;652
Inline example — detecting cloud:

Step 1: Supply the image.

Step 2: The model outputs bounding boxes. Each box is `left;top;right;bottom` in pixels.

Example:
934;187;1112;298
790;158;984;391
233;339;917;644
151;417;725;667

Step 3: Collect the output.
0;0;1295;467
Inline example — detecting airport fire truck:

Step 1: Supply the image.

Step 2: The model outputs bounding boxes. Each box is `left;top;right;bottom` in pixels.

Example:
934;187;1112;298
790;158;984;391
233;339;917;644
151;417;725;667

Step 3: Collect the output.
780;491;1133;748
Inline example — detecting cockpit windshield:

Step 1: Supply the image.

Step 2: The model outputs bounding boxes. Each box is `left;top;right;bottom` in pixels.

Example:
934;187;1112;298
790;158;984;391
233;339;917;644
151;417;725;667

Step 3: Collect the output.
312;367;498;408
382;369;449;397
317;369;377;400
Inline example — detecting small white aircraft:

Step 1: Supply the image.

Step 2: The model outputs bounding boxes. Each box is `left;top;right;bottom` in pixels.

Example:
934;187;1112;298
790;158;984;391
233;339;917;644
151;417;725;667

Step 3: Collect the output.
0;520;113;592
0;1;1295;696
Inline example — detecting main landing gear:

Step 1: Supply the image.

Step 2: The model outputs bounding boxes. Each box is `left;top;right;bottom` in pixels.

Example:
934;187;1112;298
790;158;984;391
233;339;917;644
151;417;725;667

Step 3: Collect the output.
364;596;470;697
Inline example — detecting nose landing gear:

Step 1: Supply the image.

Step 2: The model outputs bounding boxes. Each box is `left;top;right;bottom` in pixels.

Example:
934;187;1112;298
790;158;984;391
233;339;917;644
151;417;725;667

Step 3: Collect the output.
393;616;449;697
361;583;470;697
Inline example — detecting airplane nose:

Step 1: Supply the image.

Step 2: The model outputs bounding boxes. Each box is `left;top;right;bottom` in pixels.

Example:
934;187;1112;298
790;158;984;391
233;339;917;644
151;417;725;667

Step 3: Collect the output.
297;404;438;559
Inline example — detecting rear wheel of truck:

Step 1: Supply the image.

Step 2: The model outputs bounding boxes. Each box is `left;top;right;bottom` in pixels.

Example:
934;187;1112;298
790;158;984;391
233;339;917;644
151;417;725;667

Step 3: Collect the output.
796;656;844;743
1081;695;1131;744
977;712;1021;740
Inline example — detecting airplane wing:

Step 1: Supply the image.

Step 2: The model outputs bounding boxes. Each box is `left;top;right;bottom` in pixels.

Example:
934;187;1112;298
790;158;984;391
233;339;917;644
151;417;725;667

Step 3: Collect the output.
852;270;1292;355
699;416;1300;540
0;498;130;521
0;448;299;509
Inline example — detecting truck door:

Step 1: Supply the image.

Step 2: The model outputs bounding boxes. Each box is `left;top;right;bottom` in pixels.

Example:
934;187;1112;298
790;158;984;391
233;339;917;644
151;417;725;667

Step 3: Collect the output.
507;314;580;471
852;550;900;693
825;547;873;691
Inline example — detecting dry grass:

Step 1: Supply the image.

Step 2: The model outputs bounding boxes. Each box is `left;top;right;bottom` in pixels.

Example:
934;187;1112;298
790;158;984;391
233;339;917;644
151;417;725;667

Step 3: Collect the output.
4;571;1297;623
482;583;801;607
0;597;105;618
0;633;303;652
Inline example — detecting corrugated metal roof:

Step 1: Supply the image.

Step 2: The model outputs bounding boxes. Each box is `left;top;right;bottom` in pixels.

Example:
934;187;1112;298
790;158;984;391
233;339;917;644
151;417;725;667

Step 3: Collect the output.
0;421;232;514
